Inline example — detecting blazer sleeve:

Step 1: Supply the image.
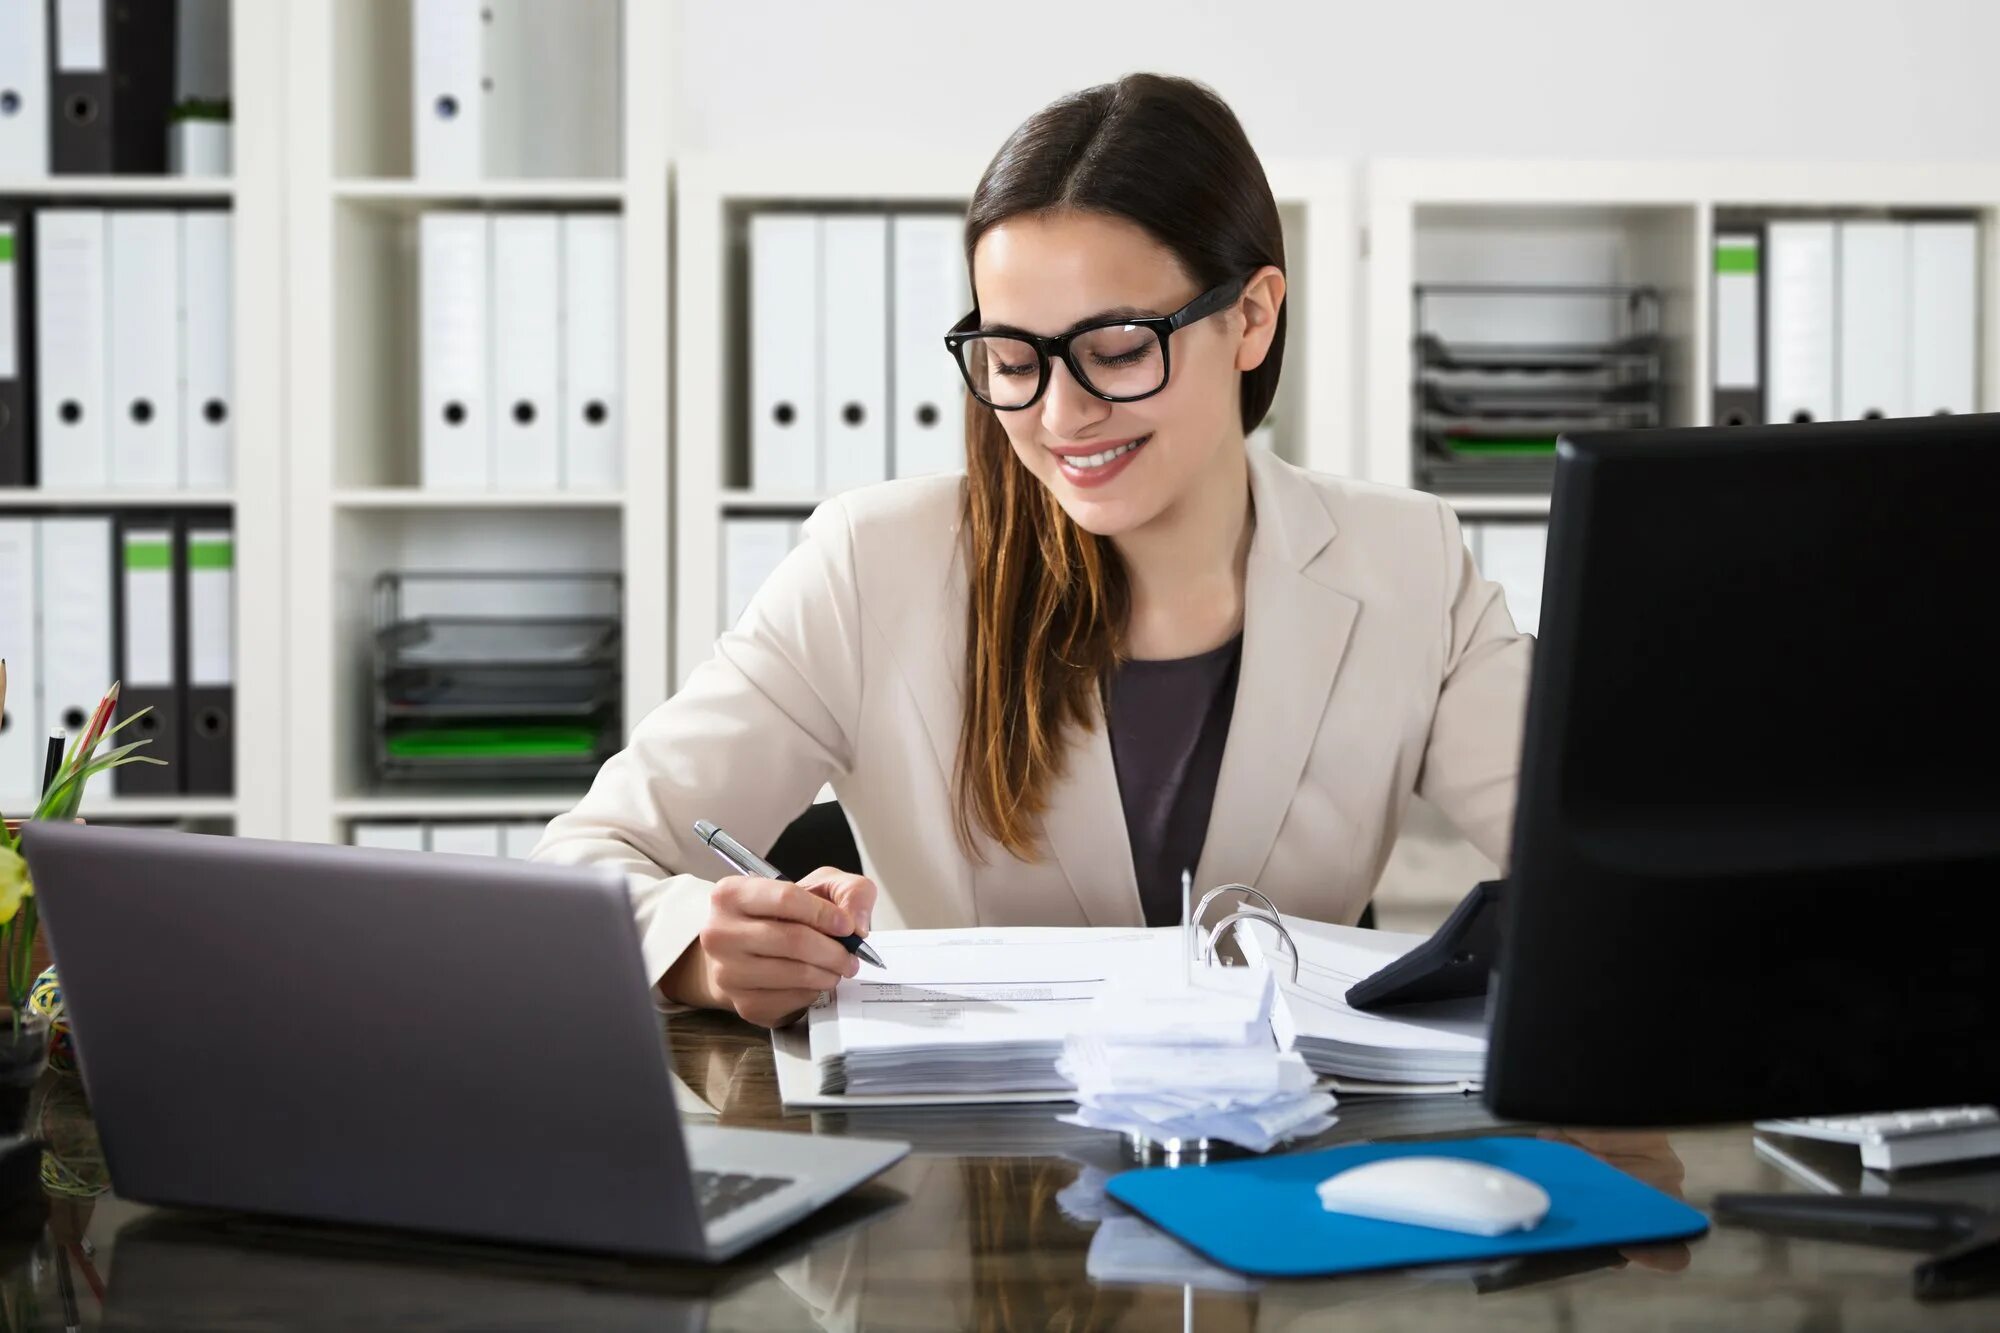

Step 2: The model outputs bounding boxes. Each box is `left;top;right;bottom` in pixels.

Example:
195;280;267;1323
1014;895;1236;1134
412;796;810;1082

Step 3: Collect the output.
531;500;866;987
1415;500;1534;869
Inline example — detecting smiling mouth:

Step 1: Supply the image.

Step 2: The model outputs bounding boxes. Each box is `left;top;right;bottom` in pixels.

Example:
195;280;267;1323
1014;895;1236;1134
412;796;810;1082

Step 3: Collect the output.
1049;435;1151;470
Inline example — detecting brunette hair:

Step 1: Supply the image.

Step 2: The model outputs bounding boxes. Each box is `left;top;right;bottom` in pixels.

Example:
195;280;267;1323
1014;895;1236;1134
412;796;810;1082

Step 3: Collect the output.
953;73;1287;861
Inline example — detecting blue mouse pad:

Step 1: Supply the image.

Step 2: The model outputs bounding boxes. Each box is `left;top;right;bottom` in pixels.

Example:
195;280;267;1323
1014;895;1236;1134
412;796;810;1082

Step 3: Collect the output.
1105;1136;1708;1278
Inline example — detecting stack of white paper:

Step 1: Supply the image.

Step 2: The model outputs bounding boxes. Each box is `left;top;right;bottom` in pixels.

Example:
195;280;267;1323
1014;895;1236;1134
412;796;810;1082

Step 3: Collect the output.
805;928;1176;1096
1241;917;1489;1090
1054;969;1337;1153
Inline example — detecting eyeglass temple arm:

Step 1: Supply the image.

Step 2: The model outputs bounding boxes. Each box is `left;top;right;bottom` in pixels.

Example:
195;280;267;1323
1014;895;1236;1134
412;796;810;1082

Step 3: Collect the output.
1167;275;1253;331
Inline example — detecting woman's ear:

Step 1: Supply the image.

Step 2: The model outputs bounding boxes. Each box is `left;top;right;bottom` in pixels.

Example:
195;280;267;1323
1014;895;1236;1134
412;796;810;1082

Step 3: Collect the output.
1232;265;1287;373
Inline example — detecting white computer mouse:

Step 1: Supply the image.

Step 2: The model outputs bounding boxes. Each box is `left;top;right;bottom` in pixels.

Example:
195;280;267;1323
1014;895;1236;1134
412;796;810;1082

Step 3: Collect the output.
1315;1156;1551;1236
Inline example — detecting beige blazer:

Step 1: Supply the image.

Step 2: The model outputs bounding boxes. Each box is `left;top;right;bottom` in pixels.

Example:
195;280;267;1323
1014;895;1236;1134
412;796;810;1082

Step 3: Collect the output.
534;447;1533;986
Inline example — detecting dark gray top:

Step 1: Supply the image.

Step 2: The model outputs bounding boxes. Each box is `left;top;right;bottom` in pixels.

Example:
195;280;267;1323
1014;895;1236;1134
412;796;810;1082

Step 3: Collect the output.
1103;632;1244;927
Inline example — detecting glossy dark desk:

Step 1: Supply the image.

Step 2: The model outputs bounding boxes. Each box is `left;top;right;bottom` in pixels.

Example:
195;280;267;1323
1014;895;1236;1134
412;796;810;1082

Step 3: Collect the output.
7;1010;1996;1331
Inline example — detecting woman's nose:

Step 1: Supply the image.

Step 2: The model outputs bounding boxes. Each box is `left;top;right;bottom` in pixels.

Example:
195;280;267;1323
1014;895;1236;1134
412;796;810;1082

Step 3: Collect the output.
1039;359;1110;439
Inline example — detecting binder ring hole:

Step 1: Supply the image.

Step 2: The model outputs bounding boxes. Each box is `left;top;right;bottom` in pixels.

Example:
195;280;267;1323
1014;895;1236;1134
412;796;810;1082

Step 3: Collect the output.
131;399;154;424
0;91;19;117
1863;409;1885;420
434;95;459;121
583;401;607;425
1723;412;1747;427
512;401;536;425
773;403;796;427
196;709;227;738
136;713;159;735
0;710;10;734
443;401;466;426
66;95;97;126
1935;407;1953;416
916;404;939;428
62;707;87;731
1790;410;1814;424
842;403;865;427
204;399;228;424
59;401;83;425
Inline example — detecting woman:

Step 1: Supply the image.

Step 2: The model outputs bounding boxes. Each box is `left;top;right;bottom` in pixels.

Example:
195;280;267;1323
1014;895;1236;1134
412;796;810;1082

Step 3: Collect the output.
536;74;1531;1027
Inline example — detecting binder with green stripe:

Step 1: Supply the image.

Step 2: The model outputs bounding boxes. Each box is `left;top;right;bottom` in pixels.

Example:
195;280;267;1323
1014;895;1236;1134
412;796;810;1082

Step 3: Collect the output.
112;514;237;795
115;516;181;794
184;520;235;794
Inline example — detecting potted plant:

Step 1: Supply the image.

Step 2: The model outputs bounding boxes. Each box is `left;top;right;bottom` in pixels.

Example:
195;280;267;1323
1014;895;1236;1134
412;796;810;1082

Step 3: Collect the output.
169;96;232;177
0;679;162;1130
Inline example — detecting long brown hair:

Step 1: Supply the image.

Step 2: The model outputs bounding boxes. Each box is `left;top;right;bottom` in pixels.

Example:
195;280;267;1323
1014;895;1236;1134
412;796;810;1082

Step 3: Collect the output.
953;73;1288;861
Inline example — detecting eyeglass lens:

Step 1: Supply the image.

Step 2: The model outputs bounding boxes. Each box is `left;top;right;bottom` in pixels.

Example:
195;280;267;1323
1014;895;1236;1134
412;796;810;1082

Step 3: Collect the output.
959;323;1167;407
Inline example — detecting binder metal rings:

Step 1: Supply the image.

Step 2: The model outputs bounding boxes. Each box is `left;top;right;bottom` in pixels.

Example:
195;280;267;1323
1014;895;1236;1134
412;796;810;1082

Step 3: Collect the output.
1187;882;1299;983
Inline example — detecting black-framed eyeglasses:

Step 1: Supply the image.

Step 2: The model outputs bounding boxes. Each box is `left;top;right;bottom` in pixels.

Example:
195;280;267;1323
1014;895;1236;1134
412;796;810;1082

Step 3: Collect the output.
943;274;1250;411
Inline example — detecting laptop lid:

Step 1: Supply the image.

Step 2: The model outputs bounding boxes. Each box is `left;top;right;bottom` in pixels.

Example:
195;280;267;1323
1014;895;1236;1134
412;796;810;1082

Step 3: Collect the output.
23;822;709;1258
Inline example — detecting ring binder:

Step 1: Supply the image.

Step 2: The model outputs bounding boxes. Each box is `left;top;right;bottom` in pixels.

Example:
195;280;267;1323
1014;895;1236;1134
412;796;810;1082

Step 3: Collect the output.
1186;881;1299;982
1203;909;1299;984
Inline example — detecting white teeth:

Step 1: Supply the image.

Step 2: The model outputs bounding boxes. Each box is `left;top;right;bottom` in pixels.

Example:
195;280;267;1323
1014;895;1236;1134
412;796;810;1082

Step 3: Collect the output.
1059;438;1145;470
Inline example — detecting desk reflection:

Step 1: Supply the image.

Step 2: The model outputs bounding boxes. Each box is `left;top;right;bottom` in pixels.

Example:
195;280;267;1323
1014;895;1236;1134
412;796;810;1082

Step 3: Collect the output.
758;1101;1698;1333
0;1009;1986;1331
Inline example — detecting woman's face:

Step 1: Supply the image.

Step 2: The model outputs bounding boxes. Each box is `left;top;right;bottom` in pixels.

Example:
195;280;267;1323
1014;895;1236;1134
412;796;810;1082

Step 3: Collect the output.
969;210;1280;538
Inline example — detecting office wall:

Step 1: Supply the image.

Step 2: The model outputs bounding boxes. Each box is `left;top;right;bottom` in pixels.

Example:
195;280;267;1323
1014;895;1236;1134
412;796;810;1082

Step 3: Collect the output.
674;0;2000;162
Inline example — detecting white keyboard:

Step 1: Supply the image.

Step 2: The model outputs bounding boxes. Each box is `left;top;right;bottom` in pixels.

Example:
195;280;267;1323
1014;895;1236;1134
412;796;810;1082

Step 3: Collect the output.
1755;1106;2000;1172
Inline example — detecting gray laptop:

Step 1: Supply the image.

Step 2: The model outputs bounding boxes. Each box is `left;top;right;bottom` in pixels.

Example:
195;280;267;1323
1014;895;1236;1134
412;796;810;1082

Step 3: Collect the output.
22;822;908;1261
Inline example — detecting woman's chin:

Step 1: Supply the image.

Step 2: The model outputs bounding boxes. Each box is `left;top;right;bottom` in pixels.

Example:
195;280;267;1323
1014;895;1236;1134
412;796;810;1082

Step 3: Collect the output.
1049;487;1160;539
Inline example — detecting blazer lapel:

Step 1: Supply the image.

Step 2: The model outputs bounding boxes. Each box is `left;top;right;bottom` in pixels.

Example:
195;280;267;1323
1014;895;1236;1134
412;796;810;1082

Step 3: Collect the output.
899;523;1136;925
1040;695;1143;926
1196;450;1359;898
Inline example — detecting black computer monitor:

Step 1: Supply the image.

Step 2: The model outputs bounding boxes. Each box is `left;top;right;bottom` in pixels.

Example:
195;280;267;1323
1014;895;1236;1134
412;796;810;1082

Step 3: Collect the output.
1484;414;2000;1125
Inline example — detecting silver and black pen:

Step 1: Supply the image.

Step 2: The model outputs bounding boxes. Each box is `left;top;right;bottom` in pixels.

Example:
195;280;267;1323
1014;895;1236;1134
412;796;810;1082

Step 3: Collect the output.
693;819;885;968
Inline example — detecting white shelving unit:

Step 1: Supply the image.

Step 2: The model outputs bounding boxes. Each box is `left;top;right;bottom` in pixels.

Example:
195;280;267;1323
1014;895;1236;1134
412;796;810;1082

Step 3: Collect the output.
1360;160;2000;926
0;3;286;839
331;178;627;205
0;491;240;510
1364;159;2000;512
0;178;236;199
282;0;671;844
332;791;592;820
671;154;1354;686
74;795;241;821
330;489;626;511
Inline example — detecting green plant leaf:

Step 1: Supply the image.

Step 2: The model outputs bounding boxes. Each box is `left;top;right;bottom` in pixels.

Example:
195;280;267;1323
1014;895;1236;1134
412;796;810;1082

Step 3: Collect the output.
97;707;153;741
0;847;25;928
40;739;162;821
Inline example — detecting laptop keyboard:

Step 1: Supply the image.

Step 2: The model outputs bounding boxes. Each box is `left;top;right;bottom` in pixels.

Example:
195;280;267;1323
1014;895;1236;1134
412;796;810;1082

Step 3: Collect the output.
694;1169;795;1223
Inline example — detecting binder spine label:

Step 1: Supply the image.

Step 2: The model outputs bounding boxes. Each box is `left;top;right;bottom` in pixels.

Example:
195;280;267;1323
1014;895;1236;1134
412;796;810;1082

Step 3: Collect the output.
55;0;107;71
123;532;175;687
187;531;233;686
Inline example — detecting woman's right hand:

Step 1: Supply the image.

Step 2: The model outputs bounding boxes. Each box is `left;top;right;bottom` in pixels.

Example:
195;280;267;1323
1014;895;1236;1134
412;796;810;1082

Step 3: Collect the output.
663;870;876;1027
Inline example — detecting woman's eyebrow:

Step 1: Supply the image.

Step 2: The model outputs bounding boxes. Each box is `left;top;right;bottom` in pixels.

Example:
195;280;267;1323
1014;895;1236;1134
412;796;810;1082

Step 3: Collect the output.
979;306;1161;337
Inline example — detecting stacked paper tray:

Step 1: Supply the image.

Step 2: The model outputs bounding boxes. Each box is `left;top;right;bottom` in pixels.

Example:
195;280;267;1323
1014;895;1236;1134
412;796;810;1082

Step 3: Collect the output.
1241;917;1488;1090
1410;285;1665;497
370;570;623;783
